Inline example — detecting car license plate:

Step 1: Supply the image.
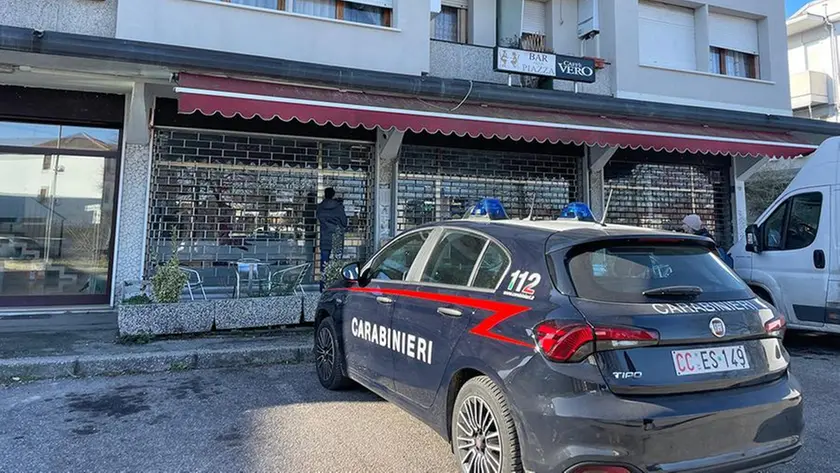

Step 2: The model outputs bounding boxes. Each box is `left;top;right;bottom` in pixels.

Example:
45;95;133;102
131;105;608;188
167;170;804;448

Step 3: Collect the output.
672;345;750;376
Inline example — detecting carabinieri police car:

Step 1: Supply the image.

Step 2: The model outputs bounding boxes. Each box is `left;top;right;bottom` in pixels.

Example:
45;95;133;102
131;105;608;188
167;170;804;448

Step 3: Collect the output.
313;199;802;473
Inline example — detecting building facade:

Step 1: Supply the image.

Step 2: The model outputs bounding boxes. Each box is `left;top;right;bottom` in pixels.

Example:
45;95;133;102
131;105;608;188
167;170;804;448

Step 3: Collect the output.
0;0;836;312
787;0;840;122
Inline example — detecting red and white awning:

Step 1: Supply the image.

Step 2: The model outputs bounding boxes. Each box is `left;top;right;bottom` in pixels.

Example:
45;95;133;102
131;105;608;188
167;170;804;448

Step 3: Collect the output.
175;73;819;159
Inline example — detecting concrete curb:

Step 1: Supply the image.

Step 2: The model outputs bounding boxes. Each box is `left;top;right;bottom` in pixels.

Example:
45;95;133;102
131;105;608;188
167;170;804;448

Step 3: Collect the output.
0;344;314;383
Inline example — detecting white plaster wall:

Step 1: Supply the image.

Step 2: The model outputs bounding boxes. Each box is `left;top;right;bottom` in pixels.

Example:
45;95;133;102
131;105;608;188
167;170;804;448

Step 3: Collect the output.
604;0;792;115
115;0;430;76
1;0;117;37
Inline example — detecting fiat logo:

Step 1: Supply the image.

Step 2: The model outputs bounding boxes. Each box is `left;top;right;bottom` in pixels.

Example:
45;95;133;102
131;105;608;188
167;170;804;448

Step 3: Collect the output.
709;317;726;338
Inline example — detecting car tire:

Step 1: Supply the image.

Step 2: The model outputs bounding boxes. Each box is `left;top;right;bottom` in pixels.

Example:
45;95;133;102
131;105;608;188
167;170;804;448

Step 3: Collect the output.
451;376;523;473
314;316;352;390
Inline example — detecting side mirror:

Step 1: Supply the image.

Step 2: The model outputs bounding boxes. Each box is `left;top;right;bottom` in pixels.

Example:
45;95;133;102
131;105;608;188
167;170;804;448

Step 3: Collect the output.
745;224;761;254
341;262;361;282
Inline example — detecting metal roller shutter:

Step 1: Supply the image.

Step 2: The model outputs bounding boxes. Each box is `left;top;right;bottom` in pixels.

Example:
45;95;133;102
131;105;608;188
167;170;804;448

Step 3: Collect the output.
604;154;733;246
709;12;758;55
523;0;547;34
396;145;582;232
638;1;697;70
148;128;374;288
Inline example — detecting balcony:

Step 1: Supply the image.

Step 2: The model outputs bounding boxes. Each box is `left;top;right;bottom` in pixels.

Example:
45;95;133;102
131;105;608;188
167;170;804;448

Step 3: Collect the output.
790;71;832;110
429;40;612;96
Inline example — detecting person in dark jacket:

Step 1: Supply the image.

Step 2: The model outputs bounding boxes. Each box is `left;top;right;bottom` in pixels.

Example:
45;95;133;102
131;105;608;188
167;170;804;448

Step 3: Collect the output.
317;187;348;290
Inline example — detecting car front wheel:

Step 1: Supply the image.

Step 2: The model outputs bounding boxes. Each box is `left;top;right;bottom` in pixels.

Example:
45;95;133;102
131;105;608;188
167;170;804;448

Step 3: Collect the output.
314;316;352;390
452;376;523;473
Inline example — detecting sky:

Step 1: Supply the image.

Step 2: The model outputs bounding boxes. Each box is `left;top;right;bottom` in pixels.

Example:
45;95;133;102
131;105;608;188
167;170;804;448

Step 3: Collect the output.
787;0;812;17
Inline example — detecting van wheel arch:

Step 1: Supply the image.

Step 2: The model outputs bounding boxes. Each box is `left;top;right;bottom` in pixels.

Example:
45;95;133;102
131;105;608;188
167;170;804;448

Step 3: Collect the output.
750;285;775;306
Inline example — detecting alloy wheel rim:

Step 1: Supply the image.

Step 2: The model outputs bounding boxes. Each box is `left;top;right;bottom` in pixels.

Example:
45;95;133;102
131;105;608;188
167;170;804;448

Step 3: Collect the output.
315;327;335;382
455;395;502;473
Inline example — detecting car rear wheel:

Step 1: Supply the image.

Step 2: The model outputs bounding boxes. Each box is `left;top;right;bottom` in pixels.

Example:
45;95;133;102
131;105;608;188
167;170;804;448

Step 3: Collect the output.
452;376;522;473
314;316;352;390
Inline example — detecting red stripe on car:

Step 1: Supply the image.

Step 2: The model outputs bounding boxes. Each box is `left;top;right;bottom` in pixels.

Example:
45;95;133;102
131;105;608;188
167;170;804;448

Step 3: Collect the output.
334;287;532;348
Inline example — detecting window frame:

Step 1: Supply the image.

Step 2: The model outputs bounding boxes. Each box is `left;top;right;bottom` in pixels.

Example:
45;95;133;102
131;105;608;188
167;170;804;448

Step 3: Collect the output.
760;192;823;252
710;46;759;79
220;0;393;27
409;226;512;293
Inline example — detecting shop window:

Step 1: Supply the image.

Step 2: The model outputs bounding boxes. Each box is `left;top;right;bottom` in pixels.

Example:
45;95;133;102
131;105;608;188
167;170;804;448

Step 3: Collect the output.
0;121;120;305
219;0;393;27
709;47;758;79
431;4;468;43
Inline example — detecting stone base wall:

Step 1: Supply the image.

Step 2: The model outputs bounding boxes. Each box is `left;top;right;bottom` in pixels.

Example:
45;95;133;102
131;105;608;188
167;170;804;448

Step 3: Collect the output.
119;292;322;336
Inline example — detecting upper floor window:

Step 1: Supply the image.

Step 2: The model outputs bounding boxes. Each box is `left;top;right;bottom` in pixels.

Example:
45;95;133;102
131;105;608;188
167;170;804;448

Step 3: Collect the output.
638;1;697;71
708;12;759;79
521;0;547;48
218;0;393;27
431;1;468;43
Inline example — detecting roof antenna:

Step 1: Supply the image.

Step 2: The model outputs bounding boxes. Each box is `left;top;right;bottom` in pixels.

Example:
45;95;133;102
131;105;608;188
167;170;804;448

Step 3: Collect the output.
598;188;614;226
526;192;537;220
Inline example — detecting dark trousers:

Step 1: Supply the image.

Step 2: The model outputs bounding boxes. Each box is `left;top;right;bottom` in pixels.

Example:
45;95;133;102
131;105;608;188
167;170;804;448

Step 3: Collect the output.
319;249;331;292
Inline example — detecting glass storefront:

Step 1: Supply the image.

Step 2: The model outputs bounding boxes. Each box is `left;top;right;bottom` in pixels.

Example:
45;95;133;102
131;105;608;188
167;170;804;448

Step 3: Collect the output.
0;121;120;306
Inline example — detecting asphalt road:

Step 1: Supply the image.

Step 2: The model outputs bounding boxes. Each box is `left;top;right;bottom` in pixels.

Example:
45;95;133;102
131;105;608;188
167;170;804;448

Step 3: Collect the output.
0;332;837;473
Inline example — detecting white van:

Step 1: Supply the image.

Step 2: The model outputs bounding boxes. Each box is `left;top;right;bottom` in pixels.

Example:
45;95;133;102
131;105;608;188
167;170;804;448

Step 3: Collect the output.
730;137;840;333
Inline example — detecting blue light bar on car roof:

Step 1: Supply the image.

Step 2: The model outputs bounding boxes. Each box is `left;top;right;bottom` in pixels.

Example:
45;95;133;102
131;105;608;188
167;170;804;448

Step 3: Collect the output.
465;198;509;221
559;202;596;222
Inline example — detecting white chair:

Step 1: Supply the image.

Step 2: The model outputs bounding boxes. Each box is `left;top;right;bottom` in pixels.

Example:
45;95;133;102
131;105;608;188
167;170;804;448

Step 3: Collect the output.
269;263;311;297
179;267;207;301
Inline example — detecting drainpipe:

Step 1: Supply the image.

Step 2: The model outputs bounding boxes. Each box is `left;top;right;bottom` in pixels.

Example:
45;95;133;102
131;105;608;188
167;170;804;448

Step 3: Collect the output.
812;3;840;122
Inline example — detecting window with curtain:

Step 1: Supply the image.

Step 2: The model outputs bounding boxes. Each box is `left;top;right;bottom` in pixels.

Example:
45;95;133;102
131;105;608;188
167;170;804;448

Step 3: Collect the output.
229;0;279;8
293;0;337;19
432;6;458;42
216;0;392;27
708;11;759;79
710;47;758;79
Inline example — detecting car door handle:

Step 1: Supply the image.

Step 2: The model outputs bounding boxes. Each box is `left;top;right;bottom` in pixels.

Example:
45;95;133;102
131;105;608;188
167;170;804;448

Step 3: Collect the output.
437;307;463;318
375;296;394;305
814;249;826;269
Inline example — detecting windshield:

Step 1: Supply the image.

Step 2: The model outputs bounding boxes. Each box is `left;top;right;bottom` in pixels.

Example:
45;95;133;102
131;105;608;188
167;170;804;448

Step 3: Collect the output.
557;242;752;303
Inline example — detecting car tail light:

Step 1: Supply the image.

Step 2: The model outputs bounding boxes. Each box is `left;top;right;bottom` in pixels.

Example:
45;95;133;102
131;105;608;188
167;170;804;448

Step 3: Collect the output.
764;315;786;337
534;321;659;363
569;465;632;473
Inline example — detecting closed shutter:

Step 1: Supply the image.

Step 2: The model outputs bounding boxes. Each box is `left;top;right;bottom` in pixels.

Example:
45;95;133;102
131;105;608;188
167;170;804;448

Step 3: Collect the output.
604;154;733;247
442;0;468;8
709;12;758;55
523;0;547;34
350;0;393;8
638;1;696;70
396;145;582;232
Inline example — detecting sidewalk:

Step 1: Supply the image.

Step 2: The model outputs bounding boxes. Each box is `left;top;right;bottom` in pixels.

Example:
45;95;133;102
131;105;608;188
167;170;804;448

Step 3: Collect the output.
0;311;314;384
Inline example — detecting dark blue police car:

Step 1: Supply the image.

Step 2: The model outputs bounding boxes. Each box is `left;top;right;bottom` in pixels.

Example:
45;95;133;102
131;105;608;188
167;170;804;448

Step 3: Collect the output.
313;200;802;473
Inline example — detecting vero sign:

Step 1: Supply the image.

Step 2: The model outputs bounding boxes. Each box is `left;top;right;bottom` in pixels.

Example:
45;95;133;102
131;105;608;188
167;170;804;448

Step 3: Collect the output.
494;47;597;83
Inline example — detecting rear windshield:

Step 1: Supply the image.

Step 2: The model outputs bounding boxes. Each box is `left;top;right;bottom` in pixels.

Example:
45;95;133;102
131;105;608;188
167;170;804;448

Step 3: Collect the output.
557;243;753;303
